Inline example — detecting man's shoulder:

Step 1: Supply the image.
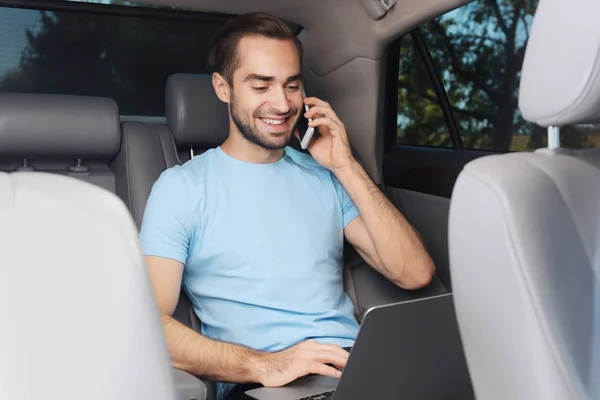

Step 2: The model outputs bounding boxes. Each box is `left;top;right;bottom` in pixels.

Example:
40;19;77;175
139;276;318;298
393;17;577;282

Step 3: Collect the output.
284;146;329;174
180;147;219;172
166;148;218;177
283;147;353;209
283;147;345;194
154;148;219;194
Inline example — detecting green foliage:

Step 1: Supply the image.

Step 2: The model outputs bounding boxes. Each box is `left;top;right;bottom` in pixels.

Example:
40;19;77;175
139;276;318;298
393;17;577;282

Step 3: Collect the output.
397;33;451;147
397;0;596;151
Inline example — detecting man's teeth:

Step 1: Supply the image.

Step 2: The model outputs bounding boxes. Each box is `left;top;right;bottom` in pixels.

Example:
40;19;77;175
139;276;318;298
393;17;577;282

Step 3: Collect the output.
261;118;285;125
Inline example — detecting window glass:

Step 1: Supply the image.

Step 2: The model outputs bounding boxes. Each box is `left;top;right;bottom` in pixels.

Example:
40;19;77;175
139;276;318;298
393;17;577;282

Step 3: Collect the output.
0;4;230;116
397;33;451;147
66;0;194;10
396;0;600;151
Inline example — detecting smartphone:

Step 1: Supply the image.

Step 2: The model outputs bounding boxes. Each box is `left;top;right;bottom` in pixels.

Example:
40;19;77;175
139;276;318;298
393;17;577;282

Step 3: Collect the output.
296;89;315;150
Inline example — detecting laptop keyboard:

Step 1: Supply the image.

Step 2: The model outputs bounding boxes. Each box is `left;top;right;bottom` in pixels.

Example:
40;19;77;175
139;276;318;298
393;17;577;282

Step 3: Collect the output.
298;390;335;400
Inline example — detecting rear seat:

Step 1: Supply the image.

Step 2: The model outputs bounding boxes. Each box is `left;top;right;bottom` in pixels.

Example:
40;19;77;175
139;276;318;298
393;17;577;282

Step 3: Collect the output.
0;93;121;189
115;74;229;400
112;74;229;337
165;73;230;162
0;75;449;396
112;119;180;229
0;92;185;240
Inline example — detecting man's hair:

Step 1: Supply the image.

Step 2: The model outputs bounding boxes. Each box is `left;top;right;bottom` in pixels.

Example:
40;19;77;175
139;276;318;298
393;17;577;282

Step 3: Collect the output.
208;12;303;85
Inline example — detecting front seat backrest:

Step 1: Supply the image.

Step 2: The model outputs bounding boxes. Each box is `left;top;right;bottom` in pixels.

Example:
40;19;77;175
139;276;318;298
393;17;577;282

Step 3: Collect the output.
0;172;178;400
449;152;600;400
448;1;600;399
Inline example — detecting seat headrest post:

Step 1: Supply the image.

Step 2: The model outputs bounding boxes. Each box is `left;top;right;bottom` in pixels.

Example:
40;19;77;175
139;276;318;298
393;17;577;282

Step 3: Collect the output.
68;158;89;173
190;147;195;160
548;126;561;150
15;158;35;172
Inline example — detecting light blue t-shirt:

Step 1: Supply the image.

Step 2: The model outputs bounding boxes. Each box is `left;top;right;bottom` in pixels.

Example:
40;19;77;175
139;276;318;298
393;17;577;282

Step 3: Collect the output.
139;146;360;399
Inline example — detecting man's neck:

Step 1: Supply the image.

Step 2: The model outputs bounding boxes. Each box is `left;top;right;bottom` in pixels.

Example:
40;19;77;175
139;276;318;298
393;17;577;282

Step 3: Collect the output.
220;135;285;164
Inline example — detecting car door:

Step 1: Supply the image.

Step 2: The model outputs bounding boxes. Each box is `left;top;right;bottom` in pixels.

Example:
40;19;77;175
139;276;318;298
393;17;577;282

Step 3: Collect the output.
381;0;600;290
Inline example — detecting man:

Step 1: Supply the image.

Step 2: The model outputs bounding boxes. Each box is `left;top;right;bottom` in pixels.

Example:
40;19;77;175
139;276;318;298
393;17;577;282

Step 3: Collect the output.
139;12;435;400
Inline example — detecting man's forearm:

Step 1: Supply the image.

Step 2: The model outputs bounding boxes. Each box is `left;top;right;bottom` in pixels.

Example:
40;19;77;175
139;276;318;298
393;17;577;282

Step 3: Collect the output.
334;160;435;288
162;314;266;383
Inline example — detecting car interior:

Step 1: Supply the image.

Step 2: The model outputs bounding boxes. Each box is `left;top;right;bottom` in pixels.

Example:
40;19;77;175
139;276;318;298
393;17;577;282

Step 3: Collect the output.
0;0;598;399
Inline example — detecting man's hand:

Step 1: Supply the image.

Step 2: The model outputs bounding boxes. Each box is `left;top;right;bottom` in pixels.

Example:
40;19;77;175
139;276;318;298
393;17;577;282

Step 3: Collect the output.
256;340;349;387
299;97;354;173
294;99;436;289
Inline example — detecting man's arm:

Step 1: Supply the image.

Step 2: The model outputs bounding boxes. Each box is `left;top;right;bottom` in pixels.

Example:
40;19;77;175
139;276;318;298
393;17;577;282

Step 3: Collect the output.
336;164;435;289
146;255;349;385
146;255;264;383
302;96;435;289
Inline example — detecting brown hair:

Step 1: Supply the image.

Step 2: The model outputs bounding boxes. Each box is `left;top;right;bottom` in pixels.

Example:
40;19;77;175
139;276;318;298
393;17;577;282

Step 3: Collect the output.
208;12;303;85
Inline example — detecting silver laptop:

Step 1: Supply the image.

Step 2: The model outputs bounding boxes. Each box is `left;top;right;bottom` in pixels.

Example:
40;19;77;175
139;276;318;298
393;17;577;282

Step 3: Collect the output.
245;293;474;400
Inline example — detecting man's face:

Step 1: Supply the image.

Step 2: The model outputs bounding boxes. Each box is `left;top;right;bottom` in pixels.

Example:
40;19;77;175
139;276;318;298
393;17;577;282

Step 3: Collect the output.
229;35;303;150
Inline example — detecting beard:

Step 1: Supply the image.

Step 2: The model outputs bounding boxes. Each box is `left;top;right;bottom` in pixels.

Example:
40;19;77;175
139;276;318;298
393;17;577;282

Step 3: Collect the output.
230;94;298;150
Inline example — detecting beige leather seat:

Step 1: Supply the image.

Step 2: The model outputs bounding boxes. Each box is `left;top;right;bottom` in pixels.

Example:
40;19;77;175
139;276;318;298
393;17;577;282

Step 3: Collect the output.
448;1;600;399
0;171;179;400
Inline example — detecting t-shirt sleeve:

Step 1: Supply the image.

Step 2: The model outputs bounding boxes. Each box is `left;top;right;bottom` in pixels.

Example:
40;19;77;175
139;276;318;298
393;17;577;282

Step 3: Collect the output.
139;168;194;264
331;173;360;228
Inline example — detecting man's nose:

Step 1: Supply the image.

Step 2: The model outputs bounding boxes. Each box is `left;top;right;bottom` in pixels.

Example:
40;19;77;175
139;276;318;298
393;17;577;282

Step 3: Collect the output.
268;88;292;114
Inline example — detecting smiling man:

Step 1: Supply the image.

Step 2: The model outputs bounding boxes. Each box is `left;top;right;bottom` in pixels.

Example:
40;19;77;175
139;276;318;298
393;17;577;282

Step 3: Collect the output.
139;12;435;400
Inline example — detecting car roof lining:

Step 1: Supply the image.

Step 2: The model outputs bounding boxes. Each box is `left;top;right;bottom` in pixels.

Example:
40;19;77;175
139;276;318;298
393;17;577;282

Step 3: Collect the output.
122;0;473;77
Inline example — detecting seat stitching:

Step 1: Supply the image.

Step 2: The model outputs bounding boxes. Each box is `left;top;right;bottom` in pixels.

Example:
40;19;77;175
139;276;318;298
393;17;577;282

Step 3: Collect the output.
124;125;133;211
166;125;183;166
178;98;184;141
155;125;169;170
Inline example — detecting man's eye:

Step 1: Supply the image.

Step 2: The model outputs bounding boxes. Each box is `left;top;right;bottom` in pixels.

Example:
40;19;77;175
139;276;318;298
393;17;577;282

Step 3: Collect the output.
287;85;300;91
253;87;268;92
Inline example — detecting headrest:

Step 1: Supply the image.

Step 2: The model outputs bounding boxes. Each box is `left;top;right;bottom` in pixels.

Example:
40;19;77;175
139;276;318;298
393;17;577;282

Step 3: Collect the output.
519;0;600;126
165;74;230;148
0;93;120;160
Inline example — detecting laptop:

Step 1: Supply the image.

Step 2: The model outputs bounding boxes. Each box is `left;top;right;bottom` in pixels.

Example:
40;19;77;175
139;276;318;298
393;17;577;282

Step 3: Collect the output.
245;293;475;400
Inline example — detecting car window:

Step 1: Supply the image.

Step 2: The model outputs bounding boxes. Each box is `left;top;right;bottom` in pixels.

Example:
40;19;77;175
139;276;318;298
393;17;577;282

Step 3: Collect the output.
395;0;600;151
0;3;230;116
397;32;452;148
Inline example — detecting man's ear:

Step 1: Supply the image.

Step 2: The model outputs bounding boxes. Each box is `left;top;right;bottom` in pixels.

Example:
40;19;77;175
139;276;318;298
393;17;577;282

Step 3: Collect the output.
212;72;230;104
